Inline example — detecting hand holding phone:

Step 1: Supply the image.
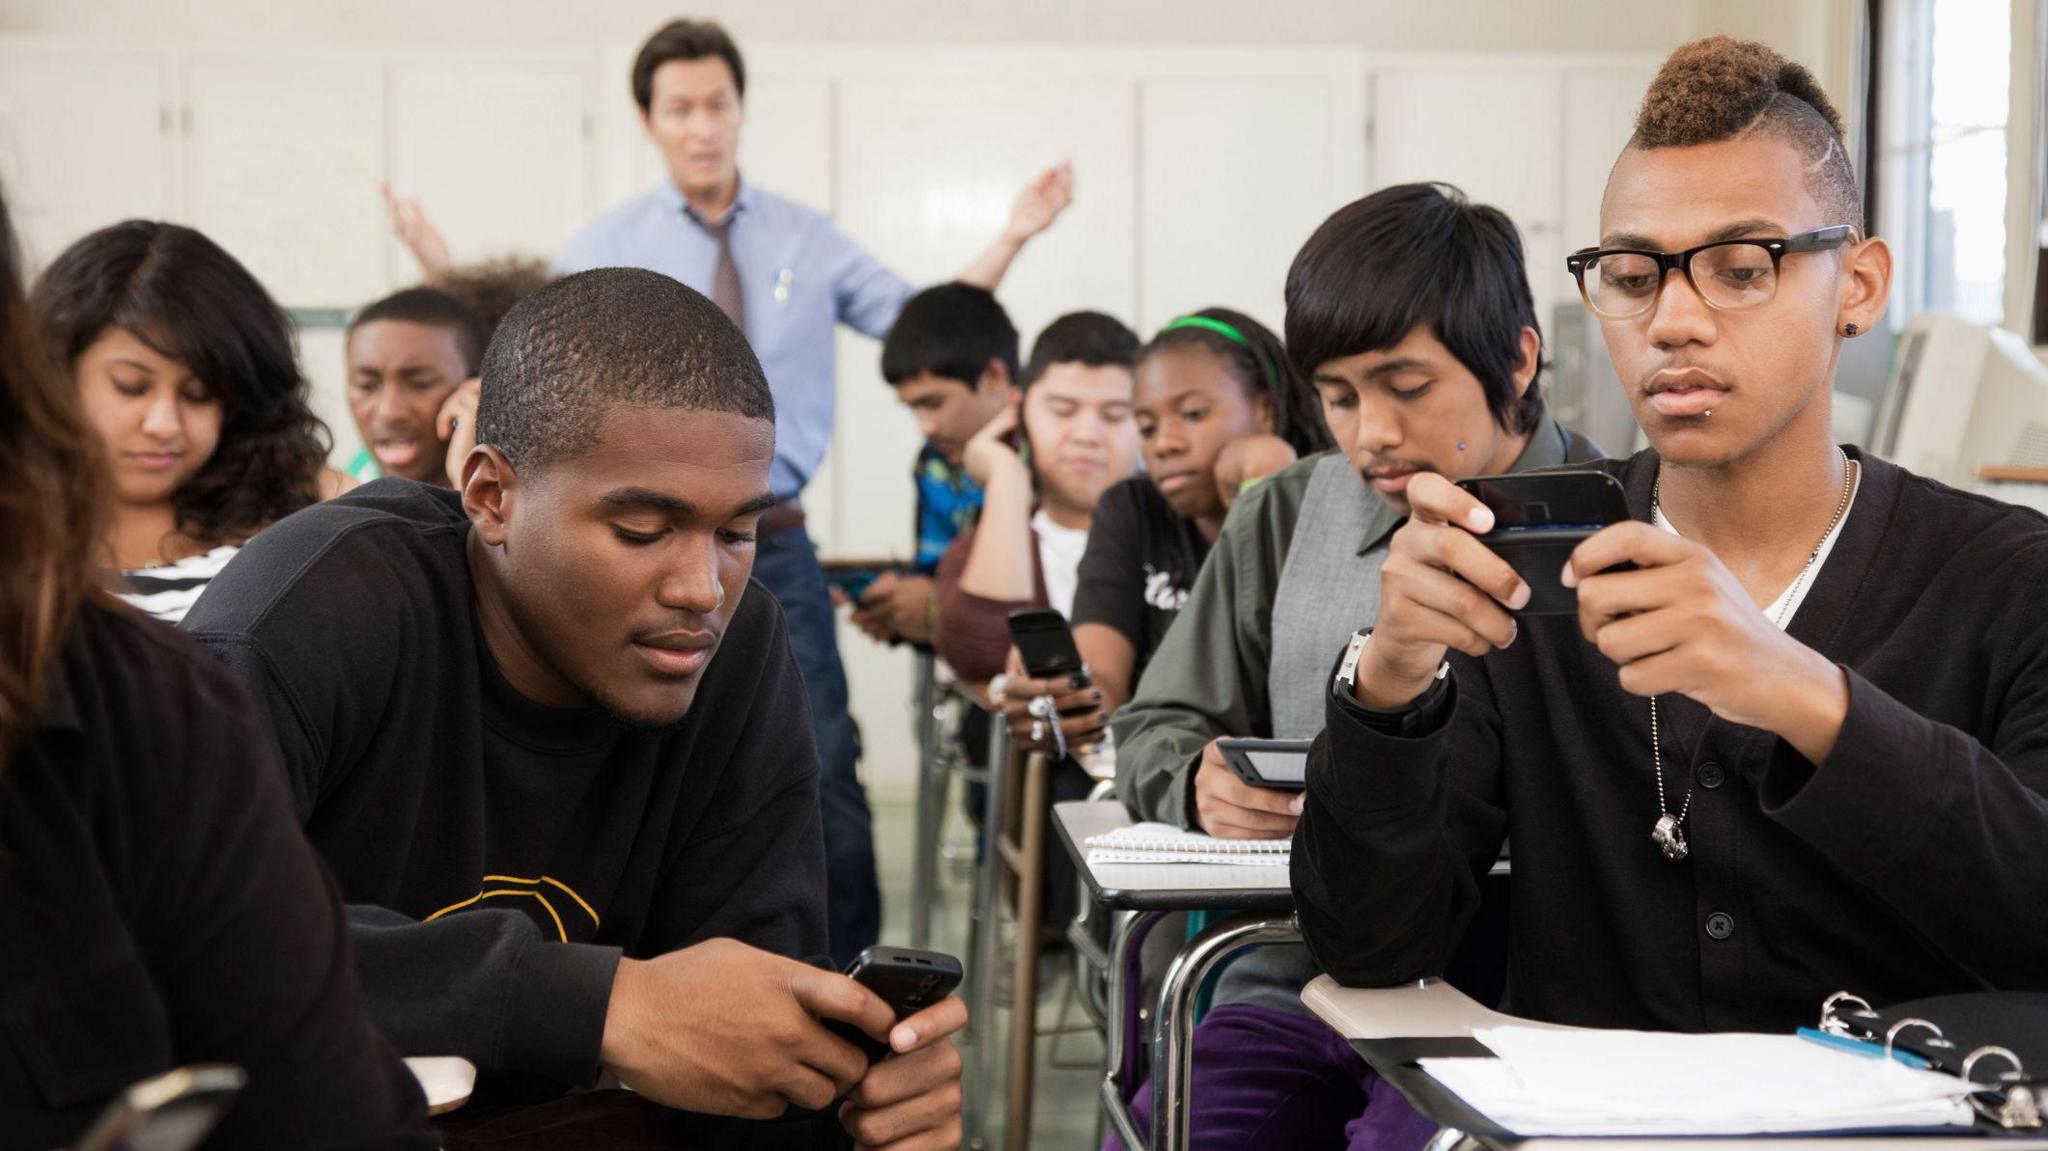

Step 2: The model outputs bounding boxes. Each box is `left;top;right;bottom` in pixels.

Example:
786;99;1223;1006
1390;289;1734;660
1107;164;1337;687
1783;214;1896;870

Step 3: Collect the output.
825;947;964;1062
1351;472;1535;710
1454;471;1632;616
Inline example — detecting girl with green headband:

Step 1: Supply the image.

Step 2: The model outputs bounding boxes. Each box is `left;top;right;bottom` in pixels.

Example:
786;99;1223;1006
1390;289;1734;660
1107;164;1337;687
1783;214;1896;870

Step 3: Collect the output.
1061;307;1335;716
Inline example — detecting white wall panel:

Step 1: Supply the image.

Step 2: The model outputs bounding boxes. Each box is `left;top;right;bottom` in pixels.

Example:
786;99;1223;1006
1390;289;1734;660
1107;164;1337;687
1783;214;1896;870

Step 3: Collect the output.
0;46;170;273
388;56;591;281
1139;72;1364;333
184;54;387;306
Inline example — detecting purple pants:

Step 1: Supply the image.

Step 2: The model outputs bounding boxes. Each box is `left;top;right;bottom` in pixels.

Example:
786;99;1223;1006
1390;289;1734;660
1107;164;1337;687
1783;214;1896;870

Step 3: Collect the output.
1103;1004;1438;1151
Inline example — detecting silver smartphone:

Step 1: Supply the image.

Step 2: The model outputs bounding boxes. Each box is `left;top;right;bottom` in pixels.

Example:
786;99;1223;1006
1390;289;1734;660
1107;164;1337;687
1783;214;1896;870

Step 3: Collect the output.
72;1063;246;1151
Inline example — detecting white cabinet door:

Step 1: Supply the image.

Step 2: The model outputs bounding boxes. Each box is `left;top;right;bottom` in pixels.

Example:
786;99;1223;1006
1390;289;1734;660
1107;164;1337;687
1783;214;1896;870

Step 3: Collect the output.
388;57;591;281
1371;65;1567;324
183;54;386;307
0;44;170;274
1139;72;1367;334
830;70;1137;556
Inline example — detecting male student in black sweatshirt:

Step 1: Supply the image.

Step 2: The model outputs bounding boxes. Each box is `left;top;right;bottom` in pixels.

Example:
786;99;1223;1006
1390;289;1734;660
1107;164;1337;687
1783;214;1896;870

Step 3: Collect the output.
1294;32;2048;1052
186;268;964;1149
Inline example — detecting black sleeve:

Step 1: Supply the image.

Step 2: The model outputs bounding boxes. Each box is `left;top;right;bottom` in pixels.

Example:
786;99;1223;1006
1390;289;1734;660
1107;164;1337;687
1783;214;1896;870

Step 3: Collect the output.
137;634;434;1148
1071;479;1149;643
643;596;830;961
1291;656;1509;987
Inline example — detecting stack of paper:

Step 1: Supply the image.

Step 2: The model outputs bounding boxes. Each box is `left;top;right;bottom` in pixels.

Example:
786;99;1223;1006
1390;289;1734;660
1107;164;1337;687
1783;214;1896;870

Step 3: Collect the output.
1084;822;1290;867
1419;1025;1977;1136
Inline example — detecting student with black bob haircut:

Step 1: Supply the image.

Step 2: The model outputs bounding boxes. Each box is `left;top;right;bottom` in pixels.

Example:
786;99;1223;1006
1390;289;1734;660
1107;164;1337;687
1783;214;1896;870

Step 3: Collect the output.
1286;181;1546;437
344;286;489;487
187;268;967;1148
1296;36;2048;1127
1107;183;1600;1151
33;219;352;623
0;184;433;1150
851;282;1021;647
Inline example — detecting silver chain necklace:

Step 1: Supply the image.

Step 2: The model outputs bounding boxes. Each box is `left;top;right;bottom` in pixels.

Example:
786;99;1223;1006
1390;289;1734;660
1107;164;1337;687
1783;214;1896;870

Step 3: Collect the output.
1645;448;1857;862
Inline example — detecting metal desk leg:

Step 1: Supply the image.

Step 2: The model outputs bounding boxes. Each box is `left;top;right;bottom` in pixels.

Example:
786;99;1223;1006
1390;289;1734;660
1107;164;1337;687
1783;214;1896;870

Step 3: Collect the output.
909;652;941;949
1098;909;1167;1151
1151;913;1302;1151
1002;752;1051;1150
963;720;1011;1149
1423;1129;1478;1151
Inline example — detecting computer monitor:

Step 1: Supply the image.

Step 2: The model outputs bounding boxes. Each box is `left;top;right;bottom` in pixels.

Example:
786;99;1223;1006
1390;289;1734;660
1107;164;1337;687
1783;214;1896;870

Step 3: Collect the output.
1870;313;2048;487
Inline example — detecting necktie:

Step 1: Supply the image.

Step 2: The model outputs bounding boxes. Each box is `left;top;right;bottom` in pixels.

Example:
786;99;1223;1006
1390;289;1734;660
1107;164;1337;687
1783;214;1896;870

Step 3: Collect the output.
704;216;745;333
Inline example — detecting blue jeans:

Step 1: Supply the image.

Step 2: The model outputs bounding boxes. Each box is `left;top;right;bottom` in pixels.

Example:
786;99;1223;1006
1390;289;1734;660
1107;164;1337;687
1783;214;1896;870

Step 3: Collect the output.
752;524;880;967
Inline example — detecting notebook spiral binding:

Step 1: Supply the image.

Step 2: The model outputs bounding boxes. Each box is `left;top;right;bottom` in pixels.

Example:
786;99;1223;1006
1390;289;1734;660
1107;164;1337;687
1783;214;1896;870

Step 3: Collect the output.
1821;990;2045;1131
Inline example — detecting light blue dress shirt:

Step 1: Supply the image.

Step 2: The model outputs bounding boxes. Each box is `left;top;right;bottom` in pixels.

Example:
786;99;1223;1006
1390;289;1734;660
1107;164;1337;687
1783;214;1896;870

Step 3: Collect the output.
555;179;917;500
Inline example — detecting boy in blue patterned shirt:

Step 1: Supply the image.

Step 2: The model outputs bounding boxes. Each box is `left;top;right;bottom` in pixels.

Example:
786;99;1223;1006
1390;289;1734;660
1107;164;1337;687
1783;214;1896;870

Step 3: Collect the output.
851;283;1019;645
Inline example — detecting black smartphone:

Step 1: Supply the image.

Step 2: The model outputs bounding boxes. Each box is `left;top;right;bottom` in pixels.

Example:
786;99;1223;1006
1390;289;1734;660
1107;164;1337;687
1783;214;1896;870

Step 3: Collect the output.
1006;607;1090;687
73;1063;247;1151
827;946;965;1062
1454;471;1633;616
1215;737;1311;792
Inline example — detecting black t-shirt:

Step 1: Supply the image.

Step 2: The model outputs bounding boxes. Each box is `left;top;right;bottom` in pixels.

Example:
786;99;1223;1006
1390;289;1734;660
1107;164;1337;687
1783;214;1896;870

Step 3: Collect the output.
1071;476;1211;681
2;600;431;1150
183;479;827;1090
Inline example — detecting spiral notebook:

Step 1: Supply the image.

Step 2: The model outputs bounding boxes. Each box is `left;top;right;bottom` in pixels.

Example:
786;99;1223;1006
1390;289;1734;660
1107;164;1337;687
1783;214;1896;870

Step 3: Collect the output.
1084;822;1291;867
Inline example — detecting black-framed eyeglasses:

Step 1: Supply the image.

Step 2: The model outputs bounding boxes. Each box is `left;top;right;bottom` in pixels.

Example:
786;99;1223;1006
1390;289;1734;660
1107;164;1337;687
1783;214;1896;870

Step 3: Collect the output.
1565;225;1863;319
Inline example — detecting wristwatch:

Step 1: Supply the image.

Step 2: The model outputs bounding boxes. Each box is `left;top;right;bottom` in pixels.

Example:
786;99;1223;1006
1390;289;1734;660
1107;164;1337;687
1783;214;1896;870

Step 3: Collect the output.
1333;629;1448;700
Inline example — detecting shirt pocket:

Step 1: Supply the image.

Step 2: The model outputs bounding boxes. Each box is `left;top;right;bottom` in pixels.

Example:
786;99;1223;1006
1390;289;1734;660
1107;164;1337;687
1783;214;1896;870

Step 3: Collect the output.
0;948;174;1109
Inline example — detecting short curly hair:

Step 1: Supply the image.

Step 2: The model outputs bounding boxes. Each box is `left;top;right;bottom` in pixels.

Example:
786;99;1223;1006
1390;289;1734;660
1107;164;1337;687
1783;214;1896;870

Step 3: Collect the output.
1631;36;1861;224
476;267;773;473
33;220;330;550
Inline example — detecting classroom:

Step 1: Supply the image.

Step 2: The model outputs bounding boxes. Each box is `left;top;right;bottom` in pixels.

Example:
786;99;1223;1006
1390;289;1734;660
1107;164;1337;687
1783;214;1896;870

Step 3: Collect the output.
0;0;2044;1148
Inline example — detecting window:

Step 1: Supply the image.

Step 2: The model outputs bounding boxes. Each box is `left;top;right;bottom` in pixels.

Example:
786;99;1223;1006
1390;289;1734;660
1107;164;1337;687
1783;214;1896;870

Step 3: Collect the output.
1879;0;2013;328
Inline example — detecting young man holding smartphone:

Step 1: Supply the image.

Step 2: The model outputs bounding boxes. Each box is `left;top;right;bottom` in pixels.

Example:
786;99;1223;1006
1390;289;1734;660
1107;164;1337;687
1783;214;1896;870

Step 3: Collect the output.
1296;34;2048;1077
1104;183;1602;1150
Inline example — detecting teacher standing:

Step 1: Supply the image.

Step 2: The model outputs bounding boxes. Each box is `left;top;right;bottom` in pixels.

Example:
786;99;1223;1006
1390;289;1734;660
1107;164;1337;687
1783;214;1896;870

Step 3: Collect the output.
557;18;1073;965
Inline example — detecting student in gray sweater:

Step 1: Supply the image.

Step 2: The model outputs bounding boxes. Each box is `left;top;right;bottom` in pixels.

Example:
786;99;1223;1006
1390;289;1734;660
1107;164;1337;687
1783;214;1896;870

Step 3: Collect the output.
1108;183;1601;1150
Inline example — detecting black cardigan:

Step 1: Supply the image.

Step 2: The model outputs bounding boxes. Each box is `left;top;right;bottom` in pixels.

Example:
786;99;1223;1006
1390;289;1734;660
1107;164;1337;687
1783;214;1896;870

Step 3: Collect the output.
1294;448;2048;1032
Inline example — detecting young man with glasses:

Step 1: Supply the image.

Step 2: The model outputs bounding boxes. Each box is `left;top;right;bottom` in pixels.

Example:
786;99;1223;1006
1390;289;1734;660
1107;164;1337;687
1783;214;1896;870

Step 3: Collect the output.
1295;32;2048;1075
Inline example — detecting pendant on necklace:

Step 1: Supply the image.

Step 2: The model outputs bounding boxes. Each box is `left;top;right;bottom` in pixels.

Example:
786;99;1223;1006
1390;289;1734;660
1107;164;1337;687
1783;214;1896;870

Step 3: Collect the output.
1652;813;1689;861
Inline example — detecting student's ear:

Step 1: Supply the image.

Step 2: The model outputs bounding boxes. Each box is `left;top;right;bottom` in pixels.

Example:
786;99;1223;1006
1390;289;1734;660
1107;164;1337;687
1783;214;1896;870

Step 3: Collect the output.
976;358;1012;398
1254;393;1275;434
1836;236;1892;340
463;445;518;548
1510;326;1541;399
636;106;656;141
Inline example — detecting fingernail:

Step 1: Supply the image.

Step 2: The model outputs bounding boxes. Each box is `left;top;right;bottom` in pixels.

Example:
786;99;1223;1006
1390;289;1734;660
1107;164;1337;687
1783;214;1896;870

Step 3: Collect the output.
1504;620;1518;648
1288;795;1305;815
1466;506;1495;533
1559;562;1578;589
1508;583;1531;610
892;1025;916;1052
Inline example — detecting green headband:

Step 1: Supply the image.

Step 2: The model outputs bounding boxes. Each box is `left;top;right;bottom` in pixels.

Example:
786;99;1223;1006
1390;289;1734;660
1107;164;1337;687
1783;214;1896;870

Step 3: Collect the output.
1162;314;1250;346
1161;313;1277;386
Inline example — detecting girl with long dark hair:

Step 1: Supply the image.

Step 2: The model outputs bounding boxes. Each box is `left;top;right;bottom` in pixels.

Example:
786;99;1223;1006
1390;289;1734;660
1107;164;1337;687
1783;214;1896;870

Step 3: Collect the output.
0;187;431;1148
33;220;352;621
